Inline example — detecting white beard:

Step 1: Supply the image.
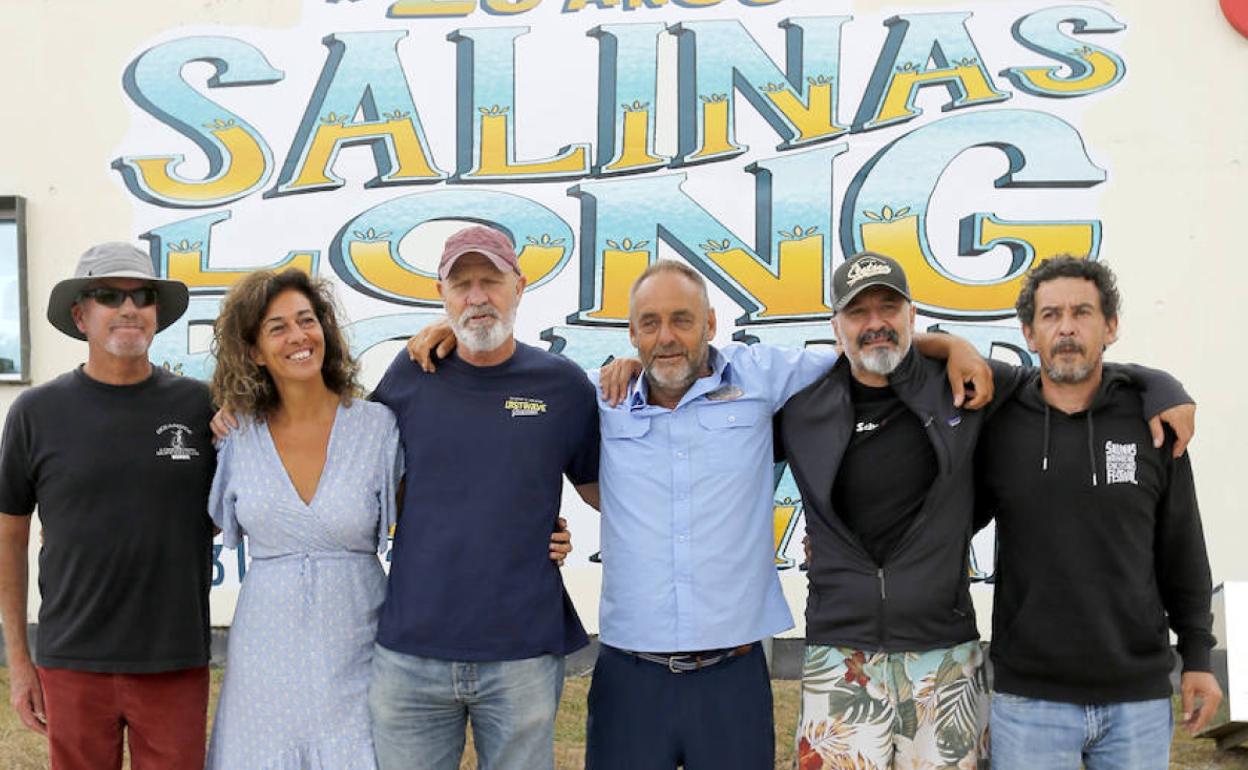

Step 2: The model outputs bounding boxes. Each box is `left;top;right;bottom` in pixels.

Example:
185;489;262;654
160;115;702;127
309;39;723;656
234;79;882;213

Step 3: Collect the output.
451;303;515;354
645;354;699;392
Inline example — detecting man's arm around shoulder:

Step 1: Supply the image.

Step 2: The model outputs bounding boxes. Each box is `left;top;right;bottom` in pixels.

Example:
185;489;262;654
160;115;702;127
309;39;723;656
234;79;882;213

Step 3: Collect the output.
912;333;998;410
1107;362;1196;457
732;341;838;410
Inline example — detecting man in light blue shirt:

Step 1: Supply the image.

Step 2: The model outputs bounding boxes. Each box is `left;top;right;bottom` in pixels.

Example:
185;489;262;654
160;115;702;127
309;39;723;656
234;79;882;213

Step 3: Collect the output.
402;257;988;769
585;259;988;770
594;326;833;656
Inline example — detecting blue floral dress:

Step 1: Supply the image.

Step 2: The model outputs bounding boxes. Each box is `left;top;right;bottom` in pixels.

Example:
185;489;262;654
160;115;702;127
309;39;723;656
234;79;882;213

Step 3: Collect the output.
206;400;401;770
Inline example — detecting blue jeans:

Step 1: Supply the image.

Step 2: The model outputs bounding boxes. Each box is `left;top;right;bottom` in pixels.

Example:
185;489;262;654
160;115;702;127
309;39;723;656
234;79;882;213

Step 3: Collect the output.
990;692;1172;770
367;643;565;770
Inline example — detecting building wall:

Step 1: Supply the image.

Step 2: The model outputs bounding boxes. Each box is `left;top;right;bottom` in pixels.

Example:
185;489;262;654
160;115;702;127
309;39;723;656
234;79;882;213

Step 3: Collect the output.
1;0;1245;636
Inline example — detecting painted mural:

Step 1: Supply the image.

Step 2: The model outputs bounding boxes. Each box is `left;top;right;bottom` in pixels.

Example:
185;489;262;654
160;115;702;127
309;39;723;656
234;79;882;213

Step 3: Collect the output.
109;0;1125;615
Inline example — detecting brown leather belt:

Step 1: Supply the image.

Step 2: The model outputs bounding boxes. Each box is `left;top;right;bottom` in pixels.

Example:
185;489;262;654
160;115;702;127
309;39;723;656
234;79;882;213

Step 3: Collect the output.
625;643;754;673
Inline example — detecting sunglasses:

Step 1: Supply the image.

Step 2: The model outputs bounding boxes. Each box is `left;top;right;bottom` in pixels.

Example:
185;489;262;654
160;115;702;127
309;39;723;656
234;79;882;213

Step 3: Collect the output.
78;286;160;308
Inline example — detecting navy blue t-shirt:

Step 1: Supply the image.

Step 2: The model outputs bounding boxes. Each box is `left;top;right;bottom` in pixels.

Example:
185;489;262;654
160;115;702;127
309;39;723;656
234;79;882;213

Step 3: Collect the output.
372;342;598;661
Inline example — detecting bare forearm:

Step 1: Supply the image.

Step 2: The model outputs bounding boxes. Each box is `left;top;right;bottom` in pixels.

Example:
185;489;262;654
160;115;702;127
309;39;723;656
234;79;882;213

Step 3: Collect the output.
912;332;948;359
575;482;601;512
913;332;962;359
0;520;32;664
914;332;996;409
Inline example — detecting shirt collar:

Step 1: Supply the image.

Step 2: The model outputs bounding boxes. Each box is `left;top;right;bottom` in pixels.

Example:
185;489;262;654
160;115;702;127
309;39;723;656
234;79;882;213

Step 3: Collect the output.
627;345;730;412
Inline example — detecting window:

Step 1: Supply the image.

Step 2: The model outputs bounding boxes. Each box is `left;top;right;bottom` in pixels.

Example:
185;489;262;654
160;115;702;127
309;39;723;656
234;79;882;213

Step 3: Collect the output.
0;196;29;383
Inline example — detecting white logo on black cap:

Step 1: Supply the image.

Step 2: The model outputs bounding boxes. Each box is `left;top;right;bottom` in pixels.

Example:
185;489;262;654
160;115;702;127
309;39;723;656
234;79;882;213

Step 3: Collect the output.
846;257;892;287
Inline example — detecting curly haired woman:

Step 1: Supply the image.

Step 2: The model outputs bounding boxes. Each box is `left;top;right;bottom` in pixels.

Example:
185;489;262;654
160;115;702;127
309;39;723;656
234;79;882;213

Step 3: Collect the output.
205;269;401;770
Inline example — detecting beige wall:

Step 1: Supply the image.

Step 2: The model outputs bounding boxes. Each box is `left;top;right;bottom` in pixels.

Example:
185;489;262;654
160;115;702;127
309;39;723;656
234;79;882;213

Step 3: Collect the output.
0;0;304;625
1085;1;1248;588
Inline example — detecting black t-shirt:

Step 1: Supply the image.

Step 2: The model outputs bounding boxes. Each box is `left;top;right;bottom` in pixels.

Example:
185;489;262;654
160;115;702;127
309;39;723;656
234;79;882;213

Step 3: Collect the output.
832;378;937;565
0;366;216;672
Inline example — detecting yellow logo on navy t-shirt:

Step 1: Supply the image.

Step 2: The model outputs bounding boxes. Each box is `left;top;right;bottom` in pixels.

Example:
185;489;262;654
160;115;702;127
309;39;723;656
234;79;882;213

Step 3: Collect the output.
504;397;548;417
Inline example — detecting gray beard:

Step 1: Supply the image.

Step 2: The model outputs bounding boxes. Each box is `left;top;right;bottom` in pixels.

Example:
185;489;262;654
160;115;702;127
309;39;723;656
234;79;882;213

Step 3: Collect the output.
1045;359;1095;384
857;343;906;377
451;305;515;354
644;359;699;393
1044;340;1098;383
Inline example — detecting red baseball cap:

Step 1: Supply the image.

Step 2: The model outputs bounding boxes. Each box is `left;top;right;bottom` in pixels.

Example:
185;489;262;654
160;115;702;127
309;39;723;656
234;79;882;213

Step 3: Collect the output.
438;225;521;280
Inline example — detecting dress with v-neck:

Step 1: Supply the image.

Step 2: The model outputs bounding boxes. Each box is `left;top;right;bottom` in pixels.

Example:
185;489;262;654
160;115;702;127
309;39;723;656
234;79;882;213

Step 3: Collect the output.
206;399;402;770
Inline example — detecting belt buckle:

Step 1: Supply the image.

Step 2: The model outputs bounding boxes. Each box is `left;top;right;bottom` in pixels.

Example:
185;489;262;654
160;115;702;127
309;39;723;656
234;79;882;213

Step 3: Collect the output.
668;655;685;674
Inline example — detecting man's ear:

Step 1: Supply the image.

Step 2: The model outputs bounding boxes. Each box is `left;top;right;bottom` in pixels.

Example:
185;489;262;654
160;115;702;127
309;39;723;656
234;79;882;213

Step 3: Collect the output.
71;303;87;335
1104;315;1119;348
705;307;717;341
1021;324;1039;353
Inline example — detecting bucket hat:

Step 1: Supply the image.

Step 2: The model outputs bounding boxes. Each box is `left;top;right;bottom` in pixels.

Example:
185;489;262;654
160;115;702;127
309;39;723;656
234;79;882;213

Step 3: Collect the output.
46;242;189;340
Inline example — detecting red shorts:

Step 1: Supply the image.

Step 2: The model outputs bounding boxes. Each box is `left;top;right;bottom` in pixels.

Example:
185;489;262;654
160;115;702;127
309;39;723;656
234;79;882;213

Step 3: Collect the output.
37;665;208;770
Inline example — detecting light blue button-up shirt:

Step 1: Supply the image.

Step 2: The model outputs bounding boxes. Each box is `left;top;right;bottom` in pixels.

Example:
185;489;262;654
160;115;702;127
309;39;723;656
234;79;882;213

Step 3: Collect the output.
593;342;837;652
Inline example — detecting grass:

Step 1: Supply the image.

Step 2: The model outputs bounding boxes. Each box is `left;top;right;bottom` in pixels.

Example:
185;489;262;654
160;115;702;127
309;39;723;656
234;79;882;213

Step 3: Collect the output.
0;668;1244;769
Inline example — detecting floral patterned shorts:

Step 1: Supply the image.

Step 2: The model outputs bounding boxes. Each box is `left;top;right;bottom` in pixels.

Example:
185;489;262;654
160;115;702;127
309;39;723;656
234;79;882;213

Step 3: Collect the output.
794;641;990;770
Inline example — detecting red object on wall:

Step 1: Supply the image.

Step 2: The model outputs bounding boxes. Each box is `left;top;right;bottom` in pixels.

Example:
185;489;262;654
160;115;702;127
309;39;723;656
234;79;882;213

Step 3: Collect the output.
1222;0;1248;37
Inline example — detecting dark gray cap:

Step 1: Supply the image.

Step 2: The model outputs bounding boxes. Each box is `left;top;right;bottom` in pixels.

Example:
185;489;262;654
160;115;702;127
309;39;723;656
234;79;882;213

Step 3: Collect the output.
831;251;911;313
46;242;189;340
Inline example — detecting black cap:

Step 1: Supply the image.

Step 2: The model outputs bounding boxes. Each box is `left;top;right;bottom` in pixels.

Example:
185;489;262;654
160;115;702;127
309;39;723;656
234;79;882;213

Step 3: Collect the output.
831;251;911;314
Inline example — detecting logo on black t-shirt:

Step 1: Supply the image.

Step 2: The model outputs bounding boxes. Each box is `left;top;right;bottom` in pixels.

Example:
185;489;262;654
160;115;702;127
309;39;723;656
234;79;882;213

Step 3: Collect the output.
504;396;547;417
156;423;200;461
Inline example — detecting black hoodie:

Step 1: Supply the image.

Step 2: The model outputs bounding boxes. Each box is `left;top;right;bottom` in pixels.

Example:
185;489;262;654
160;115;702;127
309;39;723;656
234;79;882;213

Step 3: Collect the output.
975;367;1214;704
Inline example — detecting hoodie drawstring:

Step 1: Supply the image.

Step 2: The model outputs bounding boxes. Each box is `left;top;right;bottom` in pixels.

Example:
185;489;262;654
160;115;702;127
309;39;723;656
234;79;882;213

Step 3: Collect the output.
1042;403;1051;472
1086;410;1098;487
1040;403;1099;487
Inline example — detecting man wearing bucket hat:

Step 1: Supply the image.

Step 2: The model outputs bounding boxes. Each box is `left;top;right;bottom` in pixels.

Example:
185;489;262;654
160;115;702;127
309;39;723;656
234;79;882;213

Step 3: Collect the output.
0;243;216;770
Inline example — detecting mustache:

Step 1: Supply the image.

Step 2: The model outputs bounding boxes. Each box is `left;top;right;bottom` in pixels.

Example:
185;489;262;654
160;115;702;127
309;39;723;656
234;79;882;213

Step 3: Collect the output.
651;343;689;358
458;303;500;323
1052;338;1085;355
857;328;899;347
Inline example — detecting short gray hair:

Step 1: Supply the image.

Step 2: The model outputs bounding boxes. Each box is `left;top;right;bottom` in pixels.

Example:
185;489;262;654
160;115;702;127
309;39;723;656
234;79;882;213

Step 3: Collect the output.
629;260;710;318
